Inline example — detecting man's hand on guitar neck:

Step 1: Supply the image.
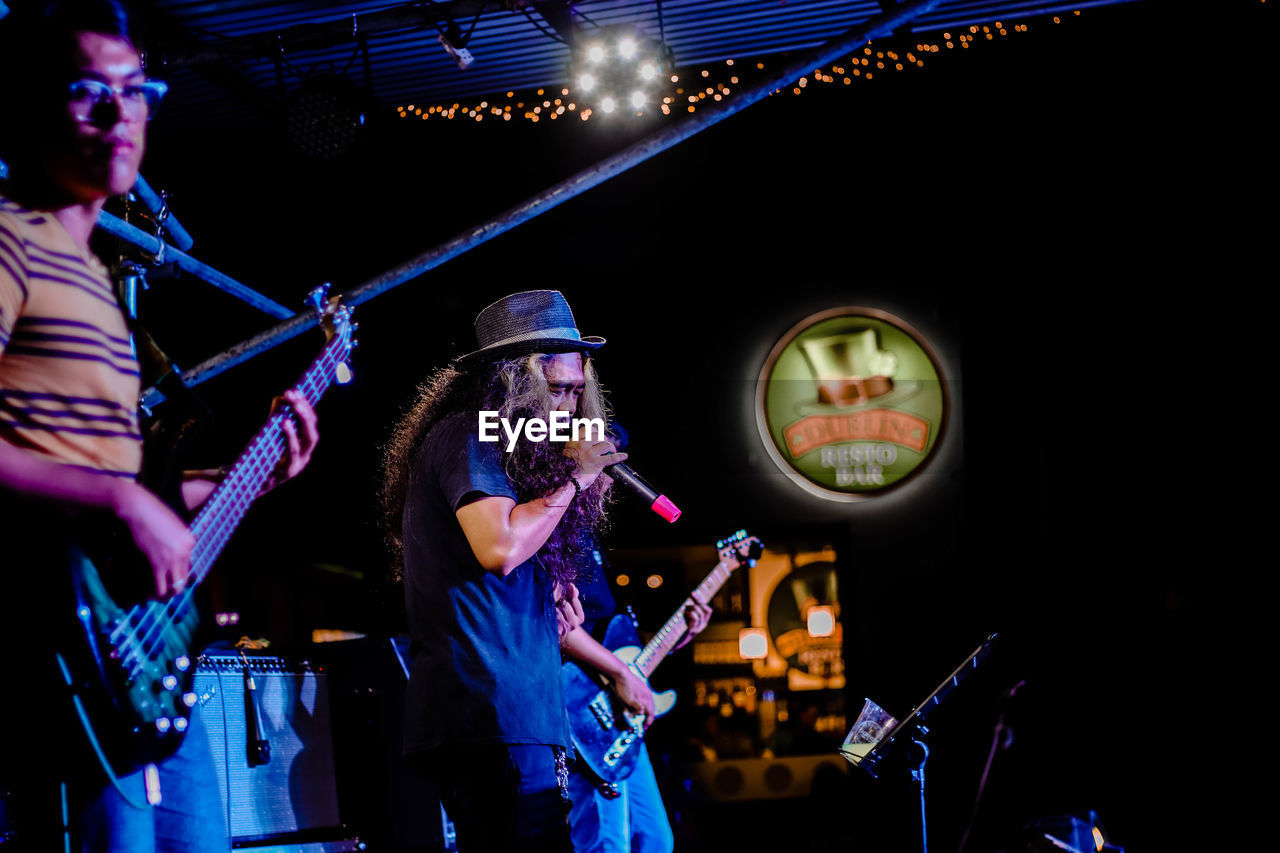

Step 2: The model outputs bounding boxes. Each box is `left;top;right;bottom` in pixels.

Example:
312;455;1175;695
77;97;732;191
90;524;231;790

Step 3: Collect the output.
672;597;713;651
136;389;318;599
179;390;321;509
259;389;320;495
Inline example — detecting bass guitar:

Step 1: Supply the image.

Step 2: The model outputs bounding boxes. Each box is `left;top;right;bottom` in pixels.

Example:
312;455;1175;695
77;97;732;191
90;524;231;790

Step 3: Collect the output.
561;529;762;785
60;286;355;776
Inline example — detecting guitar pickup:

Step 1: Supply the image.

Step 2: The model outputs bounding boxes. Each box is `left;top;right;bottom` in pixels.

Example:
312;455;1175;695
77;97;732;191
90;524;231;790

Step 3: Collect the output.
589;693;615;729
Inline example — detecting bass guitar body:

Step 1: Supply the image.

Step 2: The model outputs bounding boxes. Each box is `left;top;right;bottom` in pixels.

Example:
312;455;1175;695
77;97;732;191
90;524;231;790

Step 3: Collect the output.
63;538;206;774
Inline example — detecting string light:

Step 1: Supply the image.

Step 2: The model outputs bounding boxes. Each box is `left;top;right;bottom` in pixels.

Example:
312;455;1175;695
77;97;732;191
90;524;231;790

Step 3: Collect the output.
392;9;1103;125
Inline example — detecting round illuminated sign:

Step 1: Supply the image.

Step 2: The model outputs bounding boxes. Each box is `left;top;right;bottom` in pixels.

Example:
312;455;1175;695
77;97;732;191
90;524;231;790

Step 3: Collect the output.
756;307;947;501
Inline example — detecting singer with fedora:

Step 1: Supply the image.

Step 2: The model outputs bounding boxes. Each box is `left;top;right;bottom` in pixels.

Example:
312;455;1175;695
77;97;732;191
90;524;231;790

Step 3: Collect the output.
381;290;625;852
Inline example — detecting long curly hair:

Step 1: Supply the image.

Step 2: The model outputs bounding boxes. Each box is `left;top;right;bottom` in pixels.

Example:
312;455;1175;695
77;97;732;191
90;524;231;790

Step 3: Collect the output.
380;353;612;586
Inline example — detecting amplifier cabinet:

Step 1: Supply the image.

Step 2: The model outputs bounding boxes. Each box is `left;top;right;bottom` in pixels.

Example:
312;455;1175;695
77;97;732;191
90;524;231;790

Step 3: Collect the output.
193;652;347;845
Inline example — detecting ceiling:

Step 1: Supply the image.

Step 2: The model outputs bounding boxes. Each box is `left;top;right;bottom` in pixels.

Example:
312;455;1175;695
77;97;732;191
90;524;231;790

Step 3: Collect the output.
140;0;1140;129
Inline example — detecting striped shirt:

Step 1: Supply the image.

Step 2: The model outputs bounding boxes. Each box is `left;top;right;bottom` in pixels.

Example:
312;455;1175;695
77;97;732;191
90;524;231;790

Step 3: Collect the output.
0;196;142;478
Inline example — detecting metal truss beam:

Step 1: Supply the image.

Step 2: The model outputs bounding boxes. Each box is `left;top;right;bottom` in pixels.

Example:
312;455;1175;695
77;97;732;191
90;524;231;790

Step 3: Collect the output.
133;0;943;409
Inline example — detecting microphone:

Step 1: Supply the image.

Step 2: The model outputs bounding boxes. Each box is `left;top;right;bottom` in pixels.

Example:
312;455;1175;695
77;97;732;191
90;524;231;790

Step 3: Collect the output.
606;461;681;523
242;658;271;766
604;424;681;523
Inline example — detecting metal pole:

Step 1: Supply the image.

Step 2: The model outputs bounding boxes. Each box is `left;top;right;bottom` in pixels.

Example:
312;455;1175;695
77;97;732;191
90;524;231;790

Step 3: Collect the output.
341;0;943;311
3;155;290;318
93;212;294;319
140;310;314;410
140;0;942;407
159;1;489;68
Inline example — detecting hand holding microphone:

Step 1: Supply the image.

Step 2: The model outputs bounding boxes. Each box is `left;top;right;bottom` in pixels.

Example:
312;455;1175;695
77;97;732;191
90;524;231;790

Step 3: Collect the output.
565;439;627;485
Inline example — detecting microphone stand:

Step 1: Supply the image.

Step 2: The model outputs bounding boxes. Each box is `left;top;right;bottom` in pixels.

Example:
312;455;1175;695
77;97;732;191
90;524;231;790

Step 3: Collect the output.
907;728;931;853
847;634;1000;853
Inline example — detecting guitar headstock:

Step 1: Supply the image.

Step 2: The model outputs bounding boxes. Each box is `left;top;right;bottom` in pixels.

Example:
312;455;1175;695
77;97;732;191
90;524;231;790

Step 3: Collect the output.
305;283;357;385
716;529;763;571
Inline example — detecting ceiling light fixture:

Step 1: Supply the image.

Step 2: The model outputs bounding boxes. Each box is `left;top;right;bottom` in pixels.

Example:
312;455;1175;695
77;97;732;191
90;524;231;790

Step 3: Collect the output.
566;24;674;117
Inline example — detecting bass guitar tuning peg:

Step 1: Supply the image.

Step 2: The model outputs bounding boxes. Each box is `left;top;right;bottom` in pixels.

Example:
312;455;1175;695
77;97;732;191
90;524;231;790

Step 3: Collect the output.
304;282;333;313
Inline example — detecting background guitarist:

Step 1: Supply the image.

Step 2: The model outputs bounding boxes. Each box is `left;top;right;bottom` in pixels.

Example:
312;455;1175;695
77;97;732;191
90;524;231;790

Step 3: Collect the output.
561;518;712;853
0;1;319;849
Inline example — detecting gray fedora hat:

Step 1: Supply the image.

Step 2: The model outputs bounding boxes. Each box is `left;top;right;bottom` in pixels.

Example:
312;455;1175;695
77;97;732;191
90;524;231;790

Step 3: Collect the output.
457;290;605;364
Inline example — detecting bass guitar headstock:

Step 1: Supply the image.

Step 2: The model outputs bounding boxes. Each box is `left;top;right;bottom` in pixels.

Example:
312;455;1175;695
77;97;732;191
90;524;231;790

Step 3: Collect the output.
716;529;763;571
305;283;357;385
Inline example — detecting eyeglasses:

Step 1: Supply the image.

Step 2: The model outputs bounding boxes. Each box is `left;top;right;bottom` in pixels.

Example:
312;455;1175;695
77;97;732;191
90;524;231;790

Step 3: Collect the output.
68;79;169;122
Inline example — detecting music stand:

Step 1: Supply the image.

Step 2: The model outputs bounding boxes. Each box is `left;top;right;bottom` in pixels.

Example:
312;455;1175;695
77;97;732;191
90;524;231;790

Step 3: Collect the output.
839;633;1000;853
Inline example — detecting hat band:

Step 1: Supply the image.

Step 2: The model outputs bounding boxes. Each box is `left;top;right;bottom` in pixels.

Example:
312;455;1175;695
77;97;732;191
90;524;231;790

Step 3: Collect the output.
478;326;585;351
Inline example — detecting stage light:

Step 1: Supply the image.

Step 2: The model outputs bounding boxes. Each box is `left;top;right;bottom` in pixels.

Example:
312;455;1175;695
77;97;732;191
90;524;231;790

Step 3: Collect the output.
566;24;674;118
739;627;768;660
646;574;663;589
807;605;835;638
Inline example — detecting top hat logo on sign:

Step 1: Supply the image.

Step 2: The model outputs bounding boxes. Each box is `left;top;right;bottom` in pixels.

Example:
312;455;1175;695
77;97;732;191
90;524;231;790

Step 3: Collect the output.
756;307;947;501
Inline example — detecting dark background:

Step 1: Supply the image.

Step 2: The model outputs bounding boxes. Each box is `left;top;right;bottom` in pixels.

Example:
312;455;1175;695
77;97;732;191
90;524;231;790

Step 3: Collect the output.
98;1;1266;850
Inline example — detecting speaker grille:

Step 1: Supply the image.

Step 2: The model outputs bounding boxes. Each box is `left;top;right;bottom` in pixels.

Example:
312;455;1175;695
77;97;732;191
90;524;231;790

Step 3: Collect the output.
194;653;343;841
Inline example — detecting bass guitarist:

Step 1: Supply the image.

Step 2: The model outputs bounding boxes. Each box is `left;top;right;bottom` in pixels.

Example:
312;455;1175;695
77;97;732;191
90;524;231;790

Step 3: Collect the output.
0;2;319;849
561;522;712;853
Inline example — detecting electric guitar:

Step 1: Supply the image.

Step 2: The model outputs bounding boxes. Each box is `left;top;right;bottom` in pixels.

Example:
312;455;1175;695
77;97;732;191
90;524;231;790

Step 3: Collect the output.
561;529;762;785
60;286;356;774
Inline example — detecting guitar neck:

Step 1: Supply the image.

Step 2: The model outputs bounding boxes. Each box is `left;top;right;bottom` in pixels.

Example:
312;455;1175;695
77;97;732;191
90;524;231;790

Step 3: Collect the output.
186;333;344;583
631;558;735;679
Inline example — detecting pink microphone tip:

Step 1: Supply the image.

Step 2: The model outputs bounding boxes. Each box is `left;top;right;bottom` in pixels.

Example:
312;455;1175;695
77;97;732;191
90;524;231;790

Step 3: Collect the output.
652;495;681;523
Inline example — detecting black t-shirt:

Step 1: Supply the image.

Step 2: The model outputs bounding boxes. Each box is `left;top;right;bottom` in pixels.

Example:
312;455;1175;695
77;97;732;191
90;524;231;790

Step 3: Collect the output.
400;411;571;754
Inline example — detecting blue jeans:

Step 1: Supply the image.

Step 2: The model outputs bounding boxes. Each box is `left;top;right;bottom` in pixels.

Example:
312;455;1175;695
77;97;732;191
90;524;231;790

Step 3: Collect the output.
77;707;228;853
567;744;674;853
413;744;573;853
